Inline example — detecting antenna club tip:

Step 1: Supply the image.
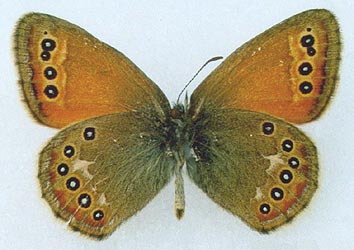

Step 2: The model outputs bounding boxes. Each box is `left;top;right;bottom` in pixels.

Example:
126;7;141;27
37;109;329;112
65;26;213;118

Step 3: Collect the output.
210;56;224;62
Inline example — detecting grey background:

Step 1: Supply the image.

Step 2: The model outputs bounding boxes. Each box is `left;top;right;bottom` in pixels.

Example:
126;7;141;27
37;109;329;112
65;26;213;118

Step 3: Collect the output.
1;1;353;249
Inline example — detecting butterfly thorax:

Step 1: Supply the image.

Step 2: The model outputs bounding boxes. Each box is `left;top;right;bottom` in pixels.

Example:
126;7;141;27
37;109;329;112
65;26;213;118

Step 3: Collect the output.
168;101;215;164
167;104;190;160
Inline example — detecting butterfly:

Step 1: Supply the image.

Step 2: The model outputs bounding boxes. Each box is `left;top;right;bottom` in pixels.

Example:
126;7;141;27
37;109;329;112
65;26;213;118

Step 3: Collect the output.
14;9;340;239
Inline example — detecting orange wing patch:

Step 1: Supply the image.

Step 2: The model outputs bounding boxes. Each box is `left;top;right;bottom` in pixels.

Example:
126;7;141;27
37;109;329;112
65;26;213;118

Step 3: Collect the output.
15;13;170;128
190;10;340;124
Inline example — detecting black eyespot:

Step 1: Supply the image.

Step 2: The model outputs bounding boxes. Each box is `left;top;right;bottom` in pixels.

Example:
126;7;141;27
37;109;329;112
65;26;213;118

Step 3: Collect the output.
66;177;80;191
64;145;75;158
280;170;293;184
299;81;313;94
306;27;312;32
288;157;300;169
282;139;294;152
271;187;284;201
301;35;315;47
307;47;316;56
93;210;104;221
78;193;91;208
298;62;313;75
40;51;51;61
44;66;57;80
41;38;56;51
44;85;58;99
57;163;69;176
83;127;95;140
259;203;271;214
262;122;274;135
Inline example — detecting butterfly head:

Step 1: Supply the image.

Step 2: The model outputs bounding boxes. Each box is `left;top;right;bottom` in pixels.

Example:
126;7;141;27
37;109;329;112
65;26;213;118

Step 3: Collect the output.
171;103;185;120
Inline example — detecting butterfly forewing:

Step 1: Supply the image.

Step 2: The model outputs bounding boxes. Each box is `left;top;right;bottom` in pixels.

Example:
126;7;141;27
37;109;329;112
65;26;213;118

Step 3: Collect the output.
14;13;170;128
190;9;340;124
187;108;318;231
39;111;175;238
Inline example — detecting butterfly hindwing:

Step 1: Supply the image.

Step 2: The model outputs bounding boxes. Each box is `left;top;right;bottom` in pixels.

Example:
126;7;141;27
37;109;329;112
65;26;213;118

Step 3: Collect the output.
190;9;340;124
39;111;174;238
14;13;170;128
187;107;318;231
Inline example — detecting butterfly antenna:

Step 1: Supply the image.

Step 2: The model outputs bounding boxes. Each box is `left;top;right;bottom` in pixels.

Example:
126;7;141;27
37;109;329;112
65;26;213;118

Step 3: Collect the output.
176;56;223;104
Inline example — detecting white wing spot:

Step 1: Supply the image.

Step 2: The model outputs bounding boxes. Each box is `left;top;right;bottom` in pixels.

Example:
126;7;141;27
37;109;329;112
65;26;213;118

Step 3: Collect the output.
98;193;109;206
264;153;285;173
254;187;265;200
72;158;95;179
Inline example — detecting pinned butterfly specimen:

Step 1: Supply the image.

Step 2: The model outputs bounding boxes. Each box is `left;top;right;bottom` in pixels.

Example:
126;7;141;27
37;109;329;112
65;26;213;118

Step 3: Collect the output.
14;9;340;238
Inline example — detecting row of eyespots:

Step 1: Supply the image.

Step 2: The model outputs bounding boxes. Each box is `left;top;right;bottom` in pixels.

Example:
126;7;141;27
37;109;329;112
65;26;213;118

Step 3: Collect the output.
55;127;102;220
298;28;316;95
261;123;296;154
61;176;104;220
261;123;297;158
40;37;60;99
259;185;288;215
60;128;95;158
259;166;299;214
261;122;297;182
301;34;316;56
259;164;301;214
41;38;56;60
259;186;285;215
261;122;296;154
43;65;58;99
259;168;295;215
258;136;299;214
281;137;301;185
59;128;96;162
